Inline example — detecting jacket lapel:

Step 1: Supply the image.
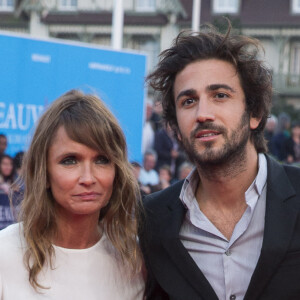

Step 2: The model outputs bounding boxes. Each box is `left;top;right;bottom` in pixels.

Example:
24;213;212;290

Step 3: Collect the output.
159;195;218;300
244;156;299;299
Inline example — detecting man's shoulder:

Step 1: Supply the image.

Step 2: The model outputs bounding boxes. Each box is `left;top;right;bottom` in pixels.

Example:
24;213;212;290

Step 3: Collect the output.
266;154;300;176
281;163;300;189
266;154;300;193
143;180;184;211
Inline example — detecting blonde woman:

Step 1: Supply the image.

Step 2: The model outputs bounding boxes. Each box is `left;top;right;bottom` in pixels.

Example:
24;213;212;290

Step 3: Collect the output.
0;90;145;299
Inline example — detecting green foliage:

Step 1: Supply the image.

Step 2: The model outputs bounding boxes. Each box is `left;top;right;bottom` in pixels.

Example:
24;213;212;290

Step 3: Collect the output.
212;15;242;34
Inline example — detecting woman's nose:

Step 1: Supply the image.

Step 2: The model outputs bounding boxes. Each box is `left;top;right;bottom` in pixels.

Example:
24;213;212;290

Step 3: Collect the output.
78;164;96;185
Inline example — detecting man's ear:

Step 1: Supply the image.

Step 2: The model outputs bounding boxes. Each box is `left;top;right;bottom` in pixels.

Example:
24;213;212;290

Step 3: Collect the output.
250;116;261;130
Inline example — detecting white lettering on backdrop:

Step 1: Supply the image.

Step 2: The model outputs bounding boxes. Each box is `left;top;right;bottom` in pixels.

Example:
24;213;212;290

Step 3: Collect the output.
0;103;44;130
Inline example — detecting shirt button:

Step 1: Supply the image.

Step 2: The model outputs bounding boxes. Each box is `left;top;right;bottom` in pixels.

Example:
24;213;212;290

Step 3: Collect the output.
230;295;236;300
225;249;231;256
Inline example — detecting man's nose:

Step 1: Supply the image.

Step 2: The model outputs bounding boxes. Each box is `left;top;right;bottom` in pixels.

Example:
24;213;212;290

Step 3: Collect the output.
196;98;215;123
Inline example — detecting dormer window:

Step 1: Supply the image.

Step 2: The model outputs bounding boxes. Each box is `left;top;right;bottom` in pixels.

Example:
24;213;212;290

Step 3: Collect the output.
213;0;239;14
292;0;300;13
58;0;77;11
0;0;14;12
135;0;156;12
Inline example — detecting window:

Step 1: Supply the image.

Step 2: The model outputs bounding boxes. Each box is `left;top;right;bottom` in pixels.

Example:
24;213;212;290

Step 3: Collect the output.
289;44;300;86
135;0;156;12
292;0;300;13
128;36;159;73
213;0;239;14
290;44;300;74
58;0;77;11
0;0;14;11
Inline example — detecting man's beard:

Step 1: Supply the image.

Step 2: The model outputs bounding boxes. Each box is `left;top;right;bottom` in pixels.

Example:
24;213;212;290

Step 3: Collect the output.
180;111;251;170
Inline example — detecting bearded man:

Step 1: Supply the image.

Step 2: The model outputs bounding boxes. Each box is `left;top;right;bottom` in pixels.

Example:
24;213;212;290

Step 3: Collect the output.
139;23;300;300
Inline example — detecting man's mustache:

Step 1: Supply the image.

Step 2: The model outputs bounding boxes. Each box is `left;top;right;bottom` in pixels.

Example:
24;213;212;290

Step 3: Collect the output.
191;123;226;138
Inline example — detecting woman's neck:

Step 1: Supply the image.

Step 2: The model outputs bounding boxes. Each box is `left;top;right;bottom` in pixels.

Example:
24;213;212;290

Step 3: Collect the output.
54;212;102;249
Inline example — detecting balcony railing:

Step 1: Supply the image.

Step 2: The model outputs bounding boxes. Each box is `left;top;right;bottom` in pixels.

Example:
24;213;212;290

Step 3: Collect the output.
273;73;300;95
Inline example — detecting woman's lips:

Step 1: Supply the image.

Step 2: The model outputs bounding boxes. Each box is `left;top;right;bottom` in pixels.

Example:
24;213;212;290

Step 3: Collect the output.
73;192;100;200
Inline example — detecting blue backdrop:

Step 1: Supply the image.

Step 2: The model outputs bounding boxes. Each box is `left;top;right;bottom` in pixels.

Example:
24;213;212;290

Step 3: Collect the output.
0;31;147;162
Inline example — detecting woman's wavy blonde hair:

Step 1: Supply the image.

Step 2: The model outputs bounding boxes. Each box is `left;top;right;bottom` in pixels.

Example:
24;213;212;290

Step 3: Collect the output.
16;90;142;290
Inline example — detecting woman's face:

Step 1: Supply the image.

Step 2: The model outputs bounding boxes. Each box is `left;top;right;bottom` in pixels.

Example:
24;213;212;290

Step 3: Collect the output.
47;126;115;220
1;157;13;177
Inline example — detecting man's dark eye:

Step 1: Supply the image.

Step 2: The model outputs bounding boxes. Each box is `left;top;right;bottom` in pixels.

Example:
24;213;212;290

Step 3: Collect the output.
215;93;228;99
182;98;195;106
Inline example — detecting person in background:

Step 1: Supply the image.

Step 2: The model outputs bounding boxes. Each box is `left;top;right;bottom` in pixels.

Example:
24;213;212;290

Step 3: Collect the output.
11;151;26;216
131;161;151;196
13;151;25;178
177;161;194;181
154;125;179;175
0;154;15;195
264;114;277;155
271;112;291;161
150;98;163;132
0;154;16;230
142;100;155;156
285;121;300;164
140;23;300;300
0;134;7;159
0;90;145;299
151;164;173;192
139;149;159;186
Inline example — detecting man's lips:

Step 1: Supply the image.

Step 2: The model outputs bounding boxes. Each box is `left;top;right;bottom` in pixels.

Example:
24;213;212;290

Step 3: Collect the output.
195;130;220;139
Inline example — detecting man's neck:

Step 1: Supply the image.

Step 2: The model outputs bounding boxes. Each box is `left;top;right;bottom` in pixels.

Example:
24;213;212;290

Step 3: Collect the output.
195;147;259;209
194;146;260;239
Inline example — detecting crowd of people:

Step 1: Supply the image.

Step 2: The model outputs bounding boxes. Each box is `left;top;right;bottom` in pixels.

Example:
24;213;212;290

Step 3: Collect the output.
139;98;194;195
264;112;300;165
0;21;300;300
0;134;24;230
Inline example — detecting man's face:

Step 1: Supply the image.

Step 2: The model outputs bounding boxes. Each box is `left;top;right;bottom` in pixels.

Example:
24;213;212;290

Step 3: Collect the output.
173;59;260;166
143;154;156;171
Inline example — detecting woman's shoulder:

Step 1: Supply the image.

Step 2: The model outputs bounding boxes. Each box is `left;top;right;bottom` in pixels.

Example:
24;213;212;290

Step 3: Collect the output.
0;223;24;250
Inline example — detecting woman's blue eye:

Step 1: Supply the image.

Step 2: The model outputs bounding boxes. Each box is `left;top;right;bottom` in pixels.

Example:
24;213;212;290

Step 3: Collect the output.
60;157;77;165
96;156;110;164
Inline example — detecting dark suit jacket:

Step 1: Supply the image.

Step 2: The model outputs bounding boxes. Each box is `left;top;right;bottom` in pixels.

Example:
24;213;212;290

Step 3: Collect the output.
139;155;300;300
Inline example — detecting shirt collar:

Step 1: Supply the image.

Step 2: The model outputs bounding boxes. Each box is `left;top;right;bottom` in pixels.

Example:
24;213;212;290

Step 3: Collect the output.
252;153;267;196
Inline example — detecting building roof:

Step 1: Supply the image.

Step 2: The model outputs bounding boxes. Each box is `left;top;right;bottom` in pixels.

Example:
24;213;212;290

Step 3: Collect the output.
41;11;169;26
179;0;300;27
